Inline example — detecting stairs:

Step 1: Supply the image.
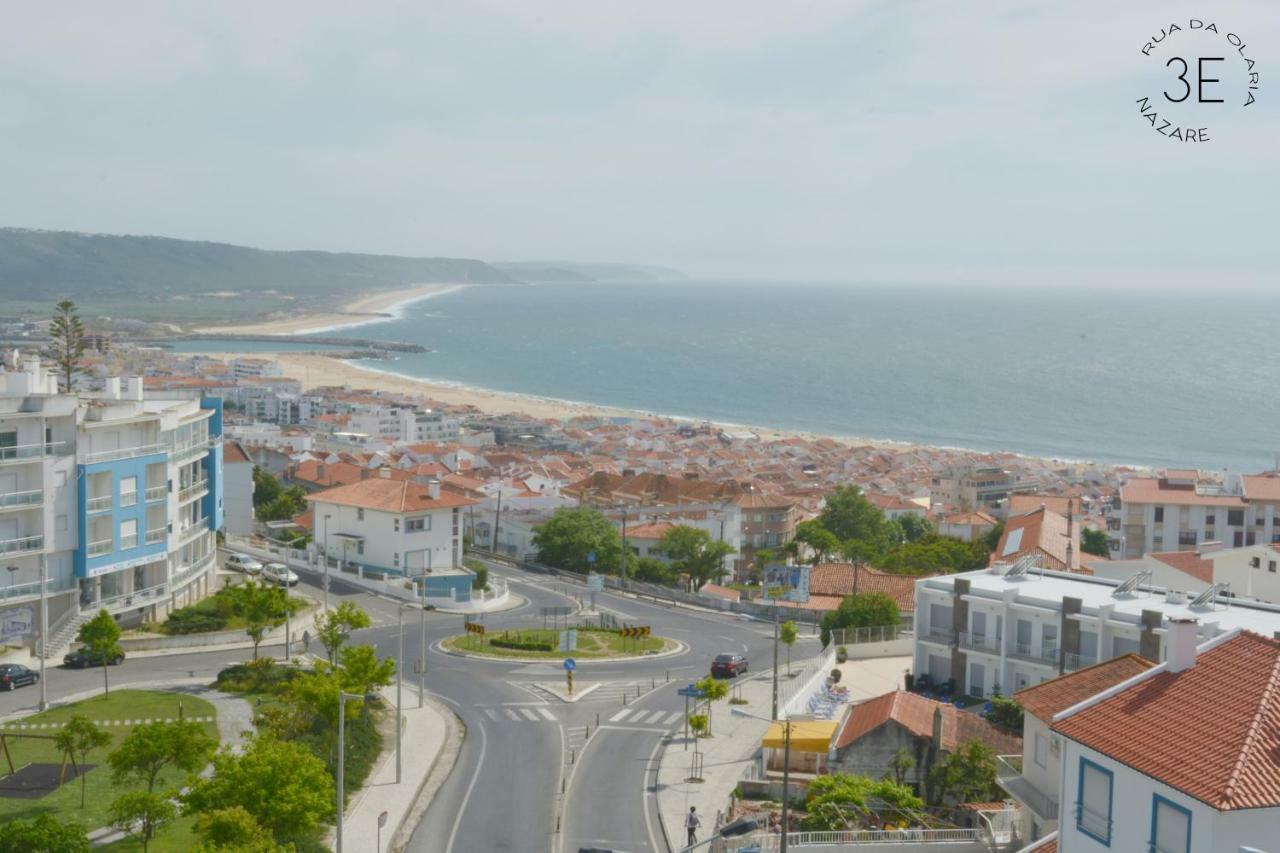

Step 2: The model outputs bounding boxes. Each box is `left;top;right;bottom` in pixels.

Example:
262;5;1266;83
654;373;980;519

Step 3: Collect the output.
41;611;90;660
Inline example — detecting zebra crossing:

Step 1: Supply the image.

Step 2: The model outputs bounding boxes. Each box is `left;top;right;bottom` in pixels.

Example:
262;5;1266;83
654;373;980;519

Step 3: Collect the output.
473;703;683;729
605;708;683;727
480;706;559;722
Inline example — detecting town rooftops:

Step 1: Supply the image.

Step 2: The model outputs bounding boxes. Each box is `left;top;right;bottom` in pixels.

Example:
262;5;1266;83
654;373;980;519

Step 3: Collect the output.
307;478;477;513
223;440;251;465
625;521;677;540
1149;550;1214;584
1119;474;1247;507
1053;631;1280;811
832;689;1021;755
943;510;999;526
808;563;923;613
1242;473;1280;502
991;505;1080;571
1013;653;1155;722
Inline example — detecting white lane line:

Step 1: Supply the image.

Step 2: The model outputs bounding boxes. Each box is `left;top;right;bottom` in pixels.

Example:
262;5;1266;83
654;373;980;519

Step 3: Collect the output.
445;717;487;853
642;734;664;852
663;711;682;725
483;709;498;720
609;709;632;722
537;708;556;721
519;708;539;721
597;724;669;734
643;710;665;724
504;709;519;721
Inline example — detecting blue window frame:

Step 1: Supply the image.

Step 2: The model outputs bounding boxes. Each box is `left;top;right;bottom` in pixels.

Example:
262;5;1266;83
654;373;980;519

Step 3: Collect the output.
1149;794;1191;853
1076;757;1113;846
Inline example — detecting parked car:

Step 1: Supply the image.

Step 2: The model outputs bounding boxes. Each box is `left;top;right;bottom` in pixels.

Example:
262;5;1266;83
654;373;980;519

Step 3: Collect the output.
0;664;39;690
63;648;125;668
710;653;748;678
262;563;299;587
225;553;263;575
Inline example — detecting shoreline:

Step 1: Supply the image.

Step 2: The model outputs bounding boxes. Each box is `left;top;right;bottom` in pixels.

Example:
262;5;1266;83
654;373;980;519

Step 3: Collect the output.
192;282;468;336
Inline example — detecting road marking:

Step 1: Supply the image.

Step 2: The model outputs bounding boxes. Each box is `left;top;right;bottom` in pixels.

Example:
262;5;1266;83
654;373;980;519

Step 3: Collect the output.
664;711;682;725
504;709;519;721
445;717;487;853
643;710;666;724
642;733;664;853
483;709;498;720
596;724;669;734
537;708;556;721
519;708;539;721
609;709;632;722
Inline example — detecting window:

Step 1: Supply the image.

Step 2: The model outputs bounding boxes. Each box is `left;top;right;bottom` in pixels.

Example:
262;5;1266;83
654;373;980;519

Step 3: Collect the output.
356;541;364;555
119;476;137;507
393;553;400;567
119;519;138;550
1205;514;1214;525
357;508;365;521
1034;732;1048;768
1177;531;1196;546
407;517;428;532
394;518;400;532
1154;507;1164;523
1252;557;1262;568
1270;560;1277;573
1076;758;1113;845
1150;794;1191;853
1228;509;1245;526
1113;635;1140;656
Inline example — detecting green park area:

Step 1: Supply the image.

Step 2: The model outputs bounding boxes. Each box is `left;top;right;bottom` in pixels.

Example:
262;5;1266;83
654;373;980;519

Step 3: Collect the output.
443;626;668;659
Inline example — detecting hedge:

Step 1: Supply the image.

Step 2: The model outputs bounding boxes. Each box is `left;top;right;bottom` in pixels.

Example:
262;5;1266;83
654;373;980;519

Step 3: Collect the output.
489;637;555;652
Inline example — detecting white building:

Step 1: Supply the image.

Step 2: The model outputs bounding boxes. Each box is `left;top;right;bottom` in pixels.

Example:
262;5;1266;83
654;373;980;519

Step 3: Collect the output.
346;406;460;446
1090;542;1280;607
222;439;255;536
912;561;1280;699
228;357;283;379
308;474;477;601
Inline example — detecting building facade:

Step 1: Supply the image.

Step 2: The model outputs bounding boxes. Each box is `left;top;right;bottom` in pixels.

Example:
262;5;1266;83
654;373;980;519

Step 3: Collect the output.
1114;469;1280;559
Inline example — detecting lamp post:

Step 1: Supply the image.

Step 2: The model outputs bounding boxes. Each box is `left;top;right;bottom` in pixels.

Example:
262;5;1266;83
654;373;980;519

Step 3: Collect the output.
771;605;780;720
322;513;332;610
418;599;427;709
731;709;815;853
38;555;47;710
396;604;407;784
336;689;365;853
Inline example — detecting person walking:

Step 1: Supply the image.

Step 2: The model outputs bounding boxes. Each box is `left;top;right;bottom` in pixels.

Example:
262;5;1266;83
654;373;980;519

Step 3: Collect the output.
685;806;702;846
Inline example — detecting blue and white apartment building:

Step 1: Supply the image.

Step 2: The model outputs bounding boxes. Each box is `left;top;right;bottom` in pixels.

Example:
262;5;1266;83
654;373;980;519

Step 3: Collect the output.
0;355;223;659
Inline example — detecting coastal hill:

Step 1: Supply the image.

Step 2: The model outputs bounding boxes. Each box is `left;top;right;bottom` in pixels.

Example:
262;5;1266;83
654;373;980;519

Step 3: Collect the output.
493;261;688;283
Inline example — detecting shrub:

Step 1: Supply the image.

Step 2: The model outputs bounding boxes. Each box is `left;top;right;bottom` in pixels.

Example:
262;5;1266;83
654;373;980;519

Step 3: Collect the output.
830;668;842;684
489;637;554;652
986;694;1024;731
165;610;228;635
215;660;301;696
688;713;709;736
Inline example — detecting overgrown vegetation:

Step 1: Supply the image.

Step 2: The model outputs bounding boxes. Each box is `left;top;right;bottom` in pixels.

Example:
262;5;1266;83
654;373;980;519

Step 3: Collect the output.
819;592;901;647
253;467;308;523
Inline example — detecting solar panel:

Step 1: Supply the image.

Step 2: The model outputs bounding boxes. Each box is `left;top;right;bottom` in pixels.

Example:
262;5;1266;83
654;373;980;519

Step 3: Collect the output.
1189;582;1227;609
1001;528;1024;556
1004;553;1038;578
1112;571;1149;597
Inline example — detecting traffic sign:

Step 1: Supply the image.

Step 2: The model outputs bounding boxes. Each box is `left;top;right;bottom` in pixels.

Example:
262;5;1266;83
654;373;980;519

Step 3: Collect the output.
378;811;388;828
587;551;596;564
677;684;706;698
586;573;604;593
563;658;576;671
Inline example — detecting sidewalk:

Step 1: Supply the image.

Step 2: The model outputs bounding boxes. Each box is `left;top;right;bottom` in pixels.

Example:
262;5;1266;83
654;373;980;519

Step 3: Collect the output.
326;680;460;853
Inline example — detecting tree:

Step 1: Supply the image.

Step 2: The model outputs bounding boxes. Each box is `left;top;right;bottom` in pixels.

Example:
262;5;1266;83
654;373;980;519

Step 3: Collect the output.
193;807;290;853
926;740;1001;806
794;520;840;564
693;675;729;736
252;467;307;522
183;736;333;841
818;486;888;546
75;609;122;697
53;715;110;808
313;601;372;665
1080;527;1109;557
227;580;289;660
981;521;1005;553
468;561;489;590
886;747;916;786
110;790;176;852
48;299;87;392
108;719;217;794
986;694;1024;731
898;513;933;543
0;815;90;853
631;556;676;586
779;620;798;675
801;772;923;830
532;507;622;574
657;525;733;589
338;643;396;701
819;592;900;647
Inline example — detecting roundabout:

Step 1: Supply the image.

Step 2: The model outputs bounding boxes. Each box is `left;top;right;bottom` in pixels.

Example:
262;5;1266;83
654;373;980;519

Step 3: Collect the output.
439;626;684;662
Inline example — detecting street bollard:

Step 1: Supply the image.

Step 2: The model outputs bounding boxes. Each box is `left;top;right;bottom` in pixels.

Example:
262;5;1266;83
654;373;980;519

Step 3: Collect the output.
652;677;655;689
596;713;600;727
571;748;575;764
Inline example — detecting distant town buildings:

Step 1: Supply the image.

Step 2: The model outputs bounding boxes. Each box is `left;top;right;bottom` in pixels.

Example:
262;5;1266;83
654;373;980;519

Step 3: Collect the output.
1115;468;1280;559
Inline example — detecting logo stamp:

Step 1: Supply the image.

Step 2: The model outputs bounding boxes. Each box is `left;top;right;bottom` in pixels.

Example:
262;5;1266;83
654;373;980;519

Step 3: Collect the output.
1137;19;1259;142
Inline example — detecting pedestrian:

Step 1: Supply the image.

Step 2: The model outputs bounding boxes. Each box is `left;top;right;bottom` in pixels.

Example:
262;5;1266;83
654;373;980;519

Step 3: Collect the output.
685;806;701;846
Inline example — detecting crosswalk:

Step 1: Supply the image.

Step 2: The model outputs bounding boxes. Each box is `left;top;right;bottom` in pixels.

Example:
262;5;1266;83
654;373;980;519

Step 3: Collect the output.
576;680;654;704
606;708;683;727
473;704;683;729
480;706;559;722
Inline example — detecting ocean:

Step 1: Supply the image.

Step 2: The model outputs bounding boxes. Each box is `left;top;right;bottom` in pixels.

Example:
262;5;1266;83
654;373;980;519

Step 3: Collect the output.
180;282;1280;471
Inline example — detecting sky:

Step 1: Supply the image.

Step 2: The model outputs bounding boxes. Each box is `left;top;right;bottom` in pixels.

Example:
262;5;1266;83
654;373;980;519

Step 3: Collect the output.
1;1;1276;285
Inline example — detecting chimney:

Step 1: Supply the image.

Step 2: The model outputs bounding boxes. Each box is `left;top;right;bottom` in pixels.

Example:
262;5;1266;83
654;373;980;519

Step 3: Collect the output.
1167;617;1199;673
1066;500;1075;569
316;463;325;482
931;705;944;751
126;376;143;400
427;477;441;500
379;467;391;479
106;377;121;399
360;468;369;480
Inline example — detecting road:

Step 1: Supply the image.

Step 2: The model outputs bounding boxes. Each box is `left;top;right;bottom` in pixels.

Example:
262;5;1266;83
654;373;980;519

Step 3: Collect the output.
0;556;821;853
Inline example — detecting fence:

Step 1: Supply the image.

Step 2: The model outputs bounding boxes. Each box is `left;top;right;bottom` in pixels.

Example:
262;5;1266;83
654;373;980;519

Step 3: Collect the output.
703;828;985;852
827;625;911;646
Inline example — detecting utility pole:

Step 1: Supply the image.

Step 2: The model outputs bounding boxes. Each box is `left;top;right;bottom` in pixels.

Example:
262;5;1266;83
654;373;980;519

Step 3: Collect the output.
396;606;404;784
491;491;502;553
322;513;332;610
418;601;427;709
620;506;627;582
781;719;792;853
772;606;780;720
38;554;47;711
335;690;364;853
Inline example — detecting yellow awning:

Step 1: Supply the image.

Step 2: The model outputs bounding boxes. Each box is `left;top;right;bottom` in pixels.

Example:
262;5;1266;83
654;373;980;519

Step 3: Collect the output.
761;720;838;753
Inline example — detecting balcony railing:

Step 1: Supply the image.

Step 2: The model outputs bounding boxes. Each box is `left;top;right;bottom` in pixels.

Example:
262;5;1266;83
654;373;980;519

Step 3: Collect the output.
171;552;215;587
1064;652;1097;671
922;626;953;644
720;829;983;851
119;534;138;550
0;575;77;602
178;478;209;504
145;528;166;545
145;485;167;503
958;631;1002;654
120;491;137;508
0;441;67;463
1010;642;1060;665
178;522;210;547
79;442;167;465
86;495;113;513
98;581;169;614
0;534;43;555
87;538;113;557
0;489;43;509
997;755;1060;820
996;754;1023;780
169;436;219;461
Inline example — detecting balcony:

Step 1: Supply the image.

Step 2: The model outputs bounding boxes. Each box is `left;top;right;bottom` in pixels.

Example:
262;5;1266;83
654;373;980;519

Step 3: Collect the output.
169;436;220;463
80;442;167;465
0;575;77;603
98;581;169;615
177;522;209;547
87;538;113;557
120;533;138;550
1064;652;1096;671
922;626;953;645
178;477;209;504
958;631;1002;655
0;534;43;555
145;528;166;545
86;495;113;514
171;551;215;588
144;485;167;503
0;489;43;510
997;755;1059;820
0;441;67;464
1009;642;1060;666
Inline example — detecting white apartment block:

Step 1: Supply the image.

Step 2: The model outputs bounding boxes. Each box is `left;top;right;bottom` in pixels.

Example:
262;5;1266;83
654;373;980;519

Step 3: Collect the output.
1112;468;1280;559
0;357;223;660
346;406;460;445
228;357;283;379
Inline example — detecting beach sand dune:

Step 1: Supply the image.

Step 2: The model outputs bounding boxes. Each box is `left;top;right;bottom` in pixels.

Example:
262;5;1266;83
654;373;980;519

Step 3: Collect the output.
192;283;462;336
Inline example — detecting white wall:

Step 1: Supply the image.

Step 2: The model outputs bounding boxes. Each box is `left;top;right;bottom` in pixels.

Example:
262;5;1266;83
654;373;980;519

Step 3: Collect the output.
1210;545;1280;604
223;460;255;536
313;500;462;574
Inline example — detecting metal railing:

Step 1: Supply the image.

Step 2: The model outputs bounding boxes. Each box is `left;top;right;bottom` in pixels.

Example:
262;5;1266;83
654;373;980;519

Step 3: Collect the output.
0;575;76;602
1075;803;1111;843
1063;652;1096;671
922;626;953;644
178;477;209;504
86;495;113;513
957;631;1002;654
997;755;1059;820
79;442;166;465
719;828;984;850
178;522;210;547
0;489;43;509
120;490;137;507
0;441;67;463
0;534;43;554
169;436;219;461
98;580;169;613
119;533;138;550
1010;642;1059;665
145;528;166;545
144;485;167;502
171;551;216;588
87;538;113;557
996;754;1023;780
828;624;912;646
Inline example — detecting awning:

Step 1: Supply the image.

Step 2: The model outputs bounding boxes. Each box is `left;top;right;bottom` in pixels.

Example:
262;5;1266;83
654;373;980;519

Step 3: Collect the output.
761;721;839;753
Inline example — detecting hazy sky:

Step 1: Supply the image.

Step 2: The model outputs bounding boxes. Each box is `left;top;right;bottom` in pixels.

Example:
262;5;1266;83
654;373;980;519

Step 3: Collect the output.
1;1;1276;284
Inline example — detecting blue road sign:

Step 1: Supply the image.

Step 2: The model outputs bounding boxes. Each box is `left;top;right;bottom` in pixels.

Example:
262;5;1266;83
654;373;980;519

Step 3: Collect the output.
587;551;596;563
563;658;576;671
677;684;706;697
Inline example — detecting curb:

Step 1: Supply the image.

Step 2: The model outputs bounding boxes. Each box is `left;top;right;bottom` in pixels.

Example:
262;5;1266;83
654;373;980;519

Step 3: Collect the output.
390;693;464;852
436;592;527;615
435;637;688;665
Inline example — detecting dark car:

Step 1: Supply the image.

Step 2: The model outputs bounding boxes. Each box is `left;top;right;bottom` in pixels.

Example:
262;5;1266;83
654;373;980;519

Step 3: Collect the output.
0;664;39;690
710;653;748;678
63;648;125;668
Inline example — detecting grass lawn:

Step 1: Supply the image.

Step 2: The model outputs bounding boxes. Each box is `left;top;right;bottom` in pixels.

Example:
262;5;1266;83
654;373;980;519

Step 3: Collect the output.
0;690;219;831
443;627;668;659
101;813;198;852
136;588;311;636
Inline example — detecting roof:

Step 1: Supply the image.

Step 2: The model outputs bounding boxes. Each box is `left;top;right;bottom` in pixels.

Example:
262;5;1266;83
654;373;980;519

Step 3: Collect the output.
626;521;676;540
865;493;922;512
991;507;1080;571
306;478;478;513
1013;654;1155;722
807;563;921;613
1017;835;1057;853
1008;495;1077;517
761;720;839;752
697;583;740;602
1149;550;1214;584
833;690;1021;755
1053;631;1280;810
943;510;999;527
1243;474;1280;502
223;440;251;465
1120;476;1247;508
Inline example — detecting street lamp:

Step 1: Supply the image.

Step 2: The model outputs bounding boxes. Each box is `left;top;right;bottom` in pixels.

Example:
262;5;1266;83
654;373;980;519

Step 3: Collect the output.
772;605;780;720
38;555;47;710
322;513;332;610
731;709;816;853
335;689;365;853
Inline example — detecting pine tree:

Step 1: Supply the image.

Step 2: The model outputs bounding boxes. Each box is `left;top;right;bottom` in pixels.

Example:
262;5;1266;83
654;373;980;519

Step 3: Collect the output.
48;300;86;392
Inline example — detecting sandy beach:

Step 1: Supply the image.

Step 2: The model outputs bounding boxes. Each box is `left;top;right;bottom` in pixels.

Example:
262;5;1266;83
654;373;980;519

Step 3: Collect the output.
193;283;465;336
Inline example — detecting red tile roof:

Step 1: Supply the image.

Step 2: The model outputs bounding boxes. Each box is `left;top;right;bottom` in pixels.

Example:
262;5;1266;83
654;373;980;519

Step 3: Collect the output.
1243;473;1280;502
1053;631;1280;810
626;521;677;540
307;478;478;513
833;690;1021;755
806;563;922;613
991;507;1080;571
1013;654;1155;722
1120;477;1247;508
223;440;251;465
943;510;999;527
1149;550;1214;584
698;583;740;602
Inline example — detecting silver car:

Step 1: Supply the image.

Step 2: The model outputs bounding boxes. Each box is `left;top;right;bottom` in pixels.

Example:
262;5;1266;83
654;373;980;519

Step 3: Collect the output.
262;562;299;587
225;553;263;575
